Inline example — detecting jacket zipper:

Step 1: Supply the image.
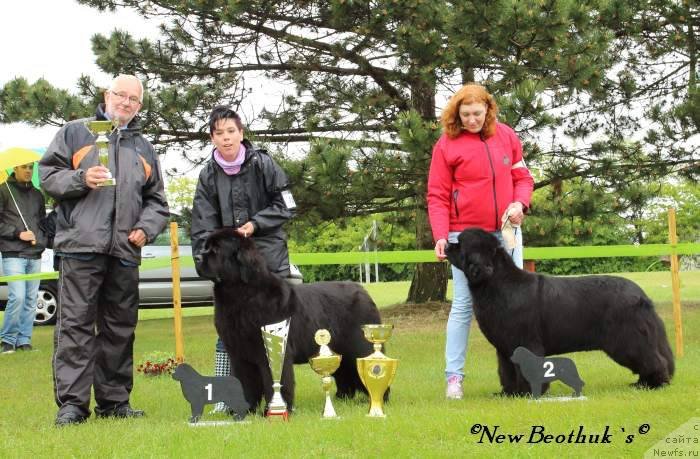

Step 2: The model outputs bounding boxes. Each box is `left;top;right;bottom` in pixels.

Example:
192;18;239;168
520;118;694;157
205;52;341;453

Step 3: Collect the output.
108;129;121;255
453;190;459;218
482;138;499;230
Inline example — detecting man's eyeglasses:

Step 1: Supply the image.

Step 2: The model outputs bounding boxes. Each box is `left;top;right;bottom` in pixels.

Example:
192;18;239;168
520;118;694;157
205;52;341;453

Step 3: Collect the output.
110;91;142;106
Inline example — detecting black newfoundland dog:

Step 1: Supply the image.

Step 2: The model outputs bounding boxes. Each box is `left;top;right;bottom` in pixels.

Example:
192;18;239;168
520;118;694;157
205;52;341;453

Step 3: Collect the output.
446;228;675;396
198;228;381;413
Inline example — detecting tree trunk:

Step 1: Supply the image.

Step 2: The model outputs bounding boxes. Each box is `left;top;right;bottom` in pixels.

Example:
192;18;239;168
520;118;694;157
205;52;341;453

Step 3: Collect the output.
405;69;448;303
407;190;448;303
461;67;475;85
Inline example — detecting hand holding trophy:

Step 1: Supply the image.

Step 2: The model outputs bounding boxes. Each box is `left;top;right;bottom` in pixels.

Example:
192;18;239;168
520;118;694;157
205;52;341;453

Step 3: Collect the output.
309;329;342;419
86;120;116;187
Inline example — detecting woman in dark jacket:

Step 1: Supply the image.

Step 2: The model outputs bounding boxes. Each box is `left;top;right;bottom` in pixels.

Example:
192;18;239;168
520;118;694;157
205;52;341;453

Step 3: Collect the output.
190;105;295;412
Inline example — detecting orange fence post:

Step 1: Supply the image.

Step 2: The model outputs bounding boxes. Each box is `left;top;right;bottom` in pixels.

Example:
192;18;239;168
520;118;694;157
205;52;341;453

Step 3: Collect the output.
667;208;683;358
524;260;536;272
170;222;185;363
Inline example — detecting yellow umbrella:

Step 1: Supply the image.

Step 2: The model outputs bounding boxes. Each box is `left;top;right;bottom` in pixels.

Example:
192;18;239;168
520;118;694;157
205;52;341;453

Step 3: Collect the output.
0;147;43;245
0;147;42;176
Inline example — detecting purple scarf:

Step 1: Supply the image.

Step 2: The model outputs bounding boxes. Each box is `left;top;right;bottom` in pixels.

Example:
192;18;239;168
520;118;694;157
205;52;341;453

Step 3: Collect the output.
214;144;246;175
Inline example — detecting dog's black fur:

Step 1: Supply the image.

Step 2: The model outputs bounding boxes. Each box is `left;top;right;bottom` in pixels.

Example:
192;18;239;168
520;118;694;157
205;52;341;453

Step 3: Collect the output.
199;228;382;413
510;347;585;398
446;228;675;396
172;363;249;423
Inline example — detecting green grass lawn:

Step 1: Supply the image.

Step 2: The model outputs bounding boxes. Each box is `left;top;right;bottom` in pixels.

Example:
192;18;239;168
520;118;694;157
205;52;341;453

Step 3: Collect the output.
1;271;698;458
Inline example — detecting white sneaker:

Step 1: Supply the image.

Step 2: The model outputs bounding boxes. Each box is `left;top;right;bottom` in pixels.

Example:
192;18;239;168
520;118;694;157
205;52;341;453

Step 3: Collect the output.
446;375;464;400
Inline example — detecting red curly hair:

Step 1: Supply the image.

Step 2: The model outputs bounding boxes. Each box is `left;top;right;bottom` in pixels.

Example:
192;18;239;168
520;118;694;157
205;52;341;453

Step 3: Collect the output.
440;83;499;139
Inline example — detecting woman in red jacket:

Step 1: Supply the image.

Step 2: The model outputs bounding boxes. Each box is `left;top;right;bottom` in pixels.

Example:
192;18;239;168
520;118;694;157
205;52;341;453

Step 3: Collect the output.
427;83;534;400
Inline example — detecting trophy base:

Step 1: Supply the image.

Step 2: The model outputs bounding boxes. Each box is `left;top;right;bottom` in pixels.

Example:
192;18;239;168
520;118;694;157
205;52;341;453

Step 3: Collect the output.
267;386;288;421
97;178;116;187
265;409;289;421
366;407;387;418
321;395;339;419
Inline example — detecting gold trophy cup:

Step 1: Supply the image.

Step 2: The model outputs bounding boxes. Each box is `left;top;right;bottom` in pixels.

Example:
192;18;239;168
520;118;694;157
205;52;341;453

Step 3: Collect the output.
261;318;291;421
357;323;397;417
86;120;116;187
309;329;342;419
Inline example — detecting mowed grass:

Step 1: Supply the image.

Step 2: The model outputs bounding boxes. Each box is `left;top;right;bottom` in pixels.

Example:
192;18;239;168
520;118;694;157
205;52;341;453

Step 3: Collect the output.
0;271;698;458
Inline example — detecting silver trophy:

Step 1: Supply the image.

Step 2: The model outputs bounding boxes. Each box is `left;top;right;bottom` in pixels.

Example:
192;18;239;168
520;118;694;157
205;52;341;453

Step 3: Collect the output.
261;318;291;420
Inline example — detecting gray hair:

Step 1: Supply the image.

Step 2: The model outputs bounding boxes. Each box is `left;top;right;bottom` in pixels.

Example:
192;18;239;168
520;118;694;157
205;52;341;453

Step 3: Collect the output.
109;74;144;102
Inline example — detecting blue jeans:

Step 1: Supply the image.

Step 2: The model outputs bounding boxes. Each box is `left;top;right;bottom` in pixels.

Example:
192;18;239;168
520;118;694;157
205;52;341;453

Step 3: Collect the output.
1;257;41;347
445;229;523;379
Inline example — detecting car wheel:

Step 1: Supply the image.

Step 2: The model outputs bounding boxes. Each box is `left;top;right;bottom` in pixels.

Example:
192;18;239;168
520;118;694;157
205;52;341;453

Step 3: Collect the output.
35;282;58;326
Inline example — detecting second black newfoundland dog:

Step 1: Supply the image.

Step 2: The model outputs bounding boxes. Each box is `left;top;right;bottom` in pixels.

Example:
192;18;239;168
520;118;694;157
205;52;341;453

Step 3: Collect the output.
446;228;674;396
198;228;381;413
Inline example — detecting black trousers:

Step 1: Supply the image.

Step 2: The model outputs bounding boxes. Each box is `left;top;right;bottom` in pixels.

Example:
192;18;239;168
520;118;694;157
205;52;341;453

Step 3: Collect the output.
52;255;139;417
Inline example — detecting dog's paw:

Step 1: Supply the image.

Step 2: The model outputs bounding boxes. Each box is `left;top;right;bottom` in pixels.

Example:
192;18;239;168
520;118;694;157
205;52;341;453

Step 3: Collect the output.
631;381;654;390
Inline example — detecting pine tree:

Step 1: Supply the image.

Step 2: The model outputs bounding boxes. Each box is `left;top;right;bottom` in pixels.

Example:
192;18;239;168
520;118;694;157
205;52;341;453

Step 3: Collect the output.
1;0;696;301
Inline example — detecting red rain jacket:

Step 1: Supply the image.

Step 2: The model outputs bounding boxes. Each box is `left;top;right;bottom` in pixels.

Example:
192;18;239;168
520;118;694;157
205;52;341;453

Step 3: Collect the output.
427;123;534;241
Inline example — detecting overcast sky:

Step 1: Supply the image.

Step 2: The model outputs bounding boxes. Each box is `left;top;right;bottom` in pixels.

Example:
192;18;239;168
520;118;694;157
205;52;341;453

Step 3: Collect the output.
0;1;296;177
0;1;194;168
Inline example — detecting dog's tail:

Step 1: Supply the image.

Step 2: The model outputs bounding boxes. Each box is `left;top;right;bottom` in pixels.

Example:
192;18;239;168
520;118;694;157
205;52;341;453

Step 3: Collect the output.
656;320;675;378
645;298;675;378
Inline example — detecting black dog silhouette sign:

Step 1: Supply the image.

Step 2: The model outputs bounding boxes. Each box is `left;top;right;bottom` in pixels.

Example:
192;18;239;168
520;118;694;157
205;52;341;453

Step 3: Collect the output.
172;363;249;423
510;347;585;398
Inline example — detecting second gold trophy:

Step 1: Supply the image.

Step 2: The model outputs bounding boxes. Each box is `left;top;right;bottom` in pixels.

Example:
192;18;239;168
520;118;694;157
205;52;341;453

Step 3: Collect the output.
357;324;397;417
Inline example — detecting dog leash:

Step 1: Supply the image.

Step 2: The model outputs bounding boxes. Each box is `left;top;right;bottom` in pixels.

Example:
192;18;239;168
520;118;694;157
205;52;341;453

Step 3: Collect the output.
501;208;519;258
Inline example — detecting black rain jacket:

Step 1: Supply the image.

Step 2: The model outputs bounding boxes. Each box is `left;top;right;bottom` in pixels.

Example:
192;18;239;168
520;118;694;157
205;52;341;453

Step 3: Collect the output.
39;104;169;264
0;174;46;258
191;140;294;279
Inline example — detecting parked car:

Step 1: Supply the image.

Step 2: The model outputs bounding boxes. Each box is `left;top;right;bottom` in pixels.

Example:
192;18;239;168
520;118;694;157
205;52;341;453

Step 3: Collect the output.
1;227;301;326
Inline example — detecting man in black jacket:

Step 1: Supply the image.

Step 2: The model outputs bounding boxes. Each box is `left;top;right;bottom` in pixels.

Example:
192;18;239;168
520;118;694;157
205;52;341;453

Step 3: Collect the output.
0;163;46;354
39;74;169;426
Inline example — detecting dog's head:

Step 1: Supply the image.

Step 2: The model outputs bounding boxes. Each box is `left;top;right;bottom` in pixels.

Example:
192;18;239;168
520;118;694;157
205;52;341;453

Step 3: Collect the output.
172;363;190;381
445;228;502;285
197;228;267;284
510;346;530;363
